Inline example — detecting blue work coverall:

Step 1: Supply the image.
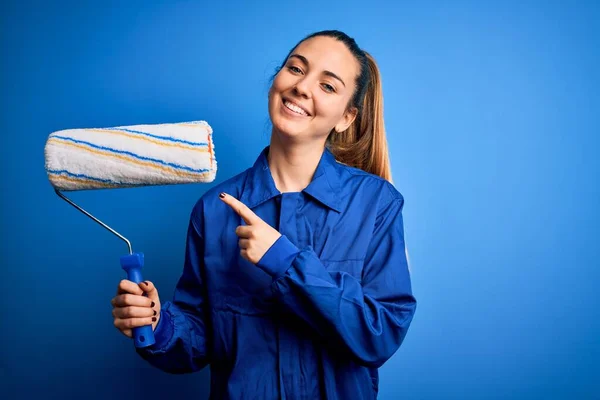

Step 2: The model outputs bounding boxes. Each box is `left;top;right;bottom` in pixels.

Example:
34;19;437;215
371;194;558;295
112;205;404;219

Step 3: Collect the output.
136;145;417;399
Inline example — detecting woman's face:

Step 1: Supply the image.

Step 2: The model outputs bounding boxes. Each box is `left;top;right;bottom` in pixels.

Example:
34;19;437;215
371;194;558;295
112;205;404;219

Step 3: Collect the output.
268;36;360;142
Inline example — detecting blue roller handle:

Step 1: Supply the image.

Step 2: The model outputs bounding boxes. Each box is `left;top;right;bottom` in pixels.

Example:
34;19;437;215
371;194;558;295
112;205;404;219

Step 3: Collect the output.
120;252;156;348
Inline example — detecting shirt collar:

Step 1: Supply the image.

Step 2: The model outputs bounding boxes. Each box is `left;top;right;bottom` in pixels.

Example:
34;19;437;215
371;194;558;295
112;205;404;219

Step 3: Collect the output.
239;145;343;213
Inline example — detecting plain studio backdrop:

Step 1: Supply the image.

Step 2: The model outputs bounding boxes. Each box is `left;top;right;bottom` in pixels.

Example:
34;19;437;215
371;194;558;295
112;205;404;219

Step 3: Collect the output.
1;1;598;399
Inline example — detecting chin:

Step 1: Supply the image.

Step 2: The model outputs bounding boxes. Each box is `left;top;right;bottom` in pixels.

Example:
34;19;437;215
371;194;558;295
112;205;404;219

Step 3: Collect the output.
269;102;306;137
271;118;306;139
269;94;333;143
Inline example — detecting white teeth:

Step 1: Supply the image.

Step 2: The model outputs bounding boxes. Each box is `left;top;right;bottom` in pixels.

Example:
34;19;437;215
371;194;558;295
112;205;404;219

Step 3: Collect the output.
284;100;308;116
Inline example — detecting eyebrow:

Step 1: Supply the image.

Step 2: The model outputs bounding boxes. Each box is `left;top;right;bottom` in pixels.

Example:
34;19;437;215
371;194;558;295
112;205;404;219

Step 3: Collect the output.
289;54;346;87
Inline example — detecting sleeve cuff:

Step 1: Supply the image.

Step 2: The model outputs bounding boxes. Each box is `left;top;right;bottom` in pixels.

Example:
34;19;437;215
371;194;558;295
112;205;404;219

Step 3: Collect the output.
256;234;300;280
138;308;174;354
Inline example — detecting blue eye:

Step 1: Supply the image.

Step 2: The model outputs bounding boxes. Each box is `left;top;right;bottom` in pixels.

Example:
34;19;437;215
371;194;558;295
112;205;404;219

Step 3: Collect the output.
322;83;335;93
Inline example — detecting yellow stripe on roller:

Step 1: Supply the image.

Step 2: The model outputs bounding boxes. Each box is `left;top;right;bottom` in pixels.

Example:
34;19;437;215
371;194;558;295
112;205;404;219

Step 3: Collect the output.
50;172;213;190
86;128;211;152
49;175;122;189
47;138;208;179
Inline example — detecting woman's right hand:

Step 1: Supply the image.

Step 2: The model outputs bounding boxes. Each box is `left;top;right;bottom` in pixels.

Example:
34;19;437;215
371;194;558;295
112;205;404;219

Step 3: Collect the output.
111;279;161;338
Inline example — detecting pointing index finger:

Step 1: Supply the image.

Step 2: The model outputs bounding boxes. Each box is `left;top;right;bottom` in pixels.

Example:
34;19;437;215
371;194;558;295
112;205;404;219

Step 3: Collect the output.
219;192;258;224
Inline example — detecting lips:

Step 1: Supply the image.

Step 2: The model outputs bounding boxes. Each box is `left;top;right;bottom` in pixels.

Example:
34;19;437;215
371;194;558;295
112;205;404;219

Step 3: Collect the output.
282;98;311;116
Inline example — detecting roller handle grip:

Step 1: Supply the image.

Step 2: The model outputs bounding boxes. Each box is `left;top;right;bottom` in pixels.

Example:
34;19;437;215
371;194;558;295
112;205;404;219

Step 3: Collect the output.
120;253;156;348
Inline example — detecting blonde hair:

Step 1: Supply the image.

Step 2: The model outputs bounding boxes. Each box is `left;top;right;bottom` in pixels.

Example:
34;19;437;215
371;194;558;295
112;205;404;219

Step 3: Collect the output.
327;51;392;183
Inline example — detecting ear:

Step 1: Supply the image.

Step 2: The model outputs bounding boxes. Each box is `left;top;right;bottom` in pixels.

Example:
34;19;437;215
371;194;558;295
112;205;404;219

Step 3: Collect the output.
334;107;358;133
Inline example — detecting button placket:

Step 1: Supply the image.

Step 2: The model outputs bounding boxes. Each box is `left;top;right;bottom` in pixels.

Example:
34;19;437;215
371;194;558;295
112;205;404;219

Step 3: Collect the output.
279;193;299;245
277;192;300;396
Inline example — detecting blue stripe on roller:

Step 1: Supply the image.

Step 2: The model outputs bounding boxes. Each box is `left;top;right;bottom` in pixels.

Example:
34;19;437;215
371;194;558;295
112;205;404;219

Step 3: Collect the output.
50;135;212;173
48;169;122;185
103;127;209;147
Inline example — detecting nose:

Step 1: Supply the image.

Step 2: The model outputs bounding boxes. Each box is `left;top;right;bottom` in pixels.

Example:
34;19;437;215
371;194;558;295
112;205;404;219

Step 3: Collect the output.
293;76;312;99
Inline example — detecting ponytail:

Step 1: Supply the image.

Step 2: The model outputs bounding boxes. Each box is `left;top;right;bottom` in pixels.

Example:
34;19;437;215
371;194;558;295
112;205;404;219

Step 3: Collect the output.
327;51;393;183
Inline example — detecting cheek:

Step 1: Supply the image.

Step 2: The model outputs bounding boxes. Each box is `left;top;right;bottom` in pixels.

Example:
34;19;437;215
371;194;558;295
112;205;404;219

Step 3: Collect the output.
268;75;287;106
314;96;347;121
271;72;291;93
267;86;280;114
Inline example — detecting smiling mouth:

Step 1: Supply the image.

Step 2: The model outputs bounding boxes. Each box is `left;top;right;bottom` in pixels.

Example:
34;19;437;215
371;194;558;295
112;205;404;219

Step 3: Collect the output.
283;99;310;116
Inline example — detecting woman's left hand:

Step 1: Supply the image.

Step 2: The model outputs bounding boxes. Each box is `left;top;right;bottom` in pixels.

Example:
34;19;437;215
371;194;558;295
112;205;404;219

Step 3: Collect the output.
219;192;282;264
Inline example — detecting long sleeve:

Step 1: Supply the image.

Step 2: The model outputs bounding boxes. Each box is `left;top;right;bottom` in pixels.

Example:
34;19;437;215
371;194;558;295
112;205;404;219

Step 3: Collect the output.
256;196;417;368
135;205;211;374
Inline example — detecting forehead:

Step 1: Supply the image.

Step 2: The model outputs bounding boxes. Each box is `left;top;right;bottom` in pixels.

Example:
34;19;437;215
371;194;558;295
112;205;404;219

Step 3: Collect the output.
292;36;360;81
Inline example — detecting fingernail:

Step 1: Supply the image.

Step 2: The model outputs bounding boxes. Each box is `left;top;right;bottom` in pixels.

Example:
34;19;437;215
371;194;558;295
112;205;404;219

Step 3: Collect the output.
219;192;225;198
152;317;157;322
153;310;157;316
143;281;149;286
151;301;155;307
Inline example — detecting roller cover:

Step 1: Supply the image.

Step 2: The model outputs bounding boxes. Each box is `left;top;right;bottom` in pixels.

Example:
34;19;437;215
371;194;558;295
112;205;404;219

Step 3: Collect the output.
44;120;217;191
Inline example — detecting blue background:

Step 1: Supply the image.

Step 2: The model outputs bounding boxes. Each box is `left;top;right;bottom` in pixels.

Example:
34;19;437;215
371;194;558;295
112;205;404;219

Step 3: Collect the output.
1;1;598;399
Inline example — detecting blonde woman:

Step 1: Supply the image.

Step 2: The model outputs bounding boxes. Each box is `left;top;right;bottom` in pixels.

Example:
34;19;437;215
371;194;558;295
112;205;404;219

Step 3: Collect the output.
111;30;417;399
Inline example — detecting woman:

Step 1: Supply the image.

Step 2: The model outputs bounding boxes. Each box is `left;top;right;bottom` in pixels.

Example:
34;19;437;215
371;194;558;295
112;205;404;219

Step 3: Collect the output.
111;30;417;399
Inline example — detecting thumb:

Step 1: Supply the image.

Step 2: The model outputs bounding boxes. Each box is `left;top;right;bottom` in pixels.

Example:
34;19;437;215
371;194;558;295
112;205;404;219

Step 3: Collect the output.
139;280;160;304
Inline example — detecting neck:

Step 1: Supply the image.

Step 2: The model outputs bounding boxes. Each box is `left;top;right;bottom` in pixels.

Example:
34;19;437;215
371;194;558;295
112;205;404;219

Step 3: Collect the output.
268;130;326;193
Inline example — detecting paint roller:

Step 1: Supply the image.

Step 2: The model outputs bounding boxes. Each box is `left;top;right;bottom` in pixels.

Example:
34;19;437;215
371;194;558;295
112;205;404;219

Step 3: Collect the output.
44;120;217;348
